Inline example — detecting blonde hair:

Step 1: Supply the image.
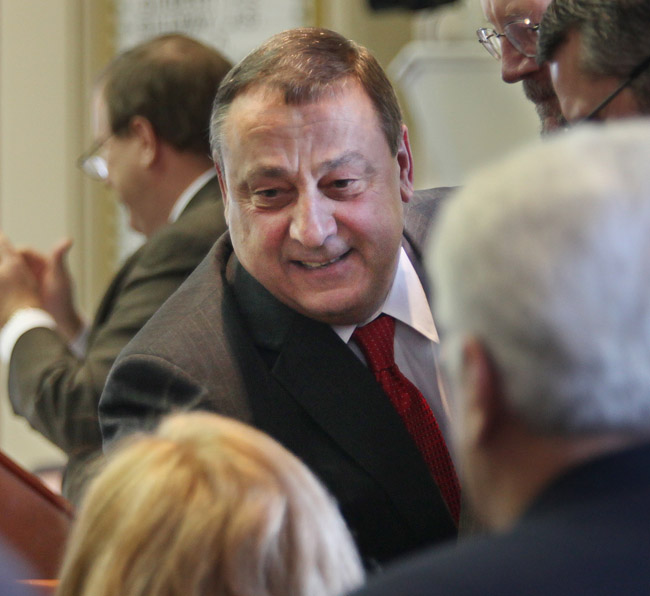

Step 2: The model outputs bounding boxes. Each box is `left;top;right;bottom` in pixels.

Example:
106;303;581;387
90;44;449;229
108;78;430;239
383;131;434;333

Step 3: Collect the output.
56;413;364;596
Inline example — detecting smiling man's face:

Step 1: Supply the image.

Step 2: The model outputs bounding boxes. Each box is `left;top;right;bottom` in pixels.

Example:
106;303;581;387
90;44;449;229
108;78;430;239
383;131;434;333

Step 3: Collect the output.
217;80;413;325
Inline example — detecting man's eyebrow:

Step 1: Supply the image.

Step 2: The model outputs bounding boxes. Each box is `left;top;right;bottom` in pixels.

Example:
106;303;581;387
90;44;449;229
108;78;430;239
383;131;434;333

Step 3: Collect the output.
245;165;288;180
320;152;376;175
242;152;377;182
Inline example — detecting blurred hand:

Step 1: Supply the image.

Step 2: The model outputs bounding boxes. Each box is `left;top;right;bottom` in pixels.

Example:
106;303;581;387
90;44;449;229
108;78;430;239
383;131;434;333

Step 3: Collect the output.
0;233;41;327
20;238;83;341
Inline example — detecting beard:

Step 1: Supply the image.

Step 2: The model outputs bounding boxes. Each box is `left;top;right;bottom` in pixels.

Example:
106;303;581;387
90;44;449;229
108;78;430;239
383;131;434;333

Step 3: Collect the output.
523;77;567;134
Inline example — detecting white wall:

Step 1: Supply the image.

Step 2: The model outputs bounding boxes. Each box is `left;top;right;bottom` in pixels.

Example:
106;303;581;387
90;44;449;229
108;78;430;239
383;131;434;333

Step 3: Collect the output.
0;1;86;471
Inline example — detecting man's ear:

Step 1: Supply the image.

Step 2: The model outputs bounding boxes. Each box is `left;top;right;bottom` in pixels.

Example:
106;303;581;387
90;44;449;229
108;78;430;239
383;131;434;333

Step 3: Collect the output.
129;116;158;167
397;124;414;204
215;161;230;221
462;337;504;447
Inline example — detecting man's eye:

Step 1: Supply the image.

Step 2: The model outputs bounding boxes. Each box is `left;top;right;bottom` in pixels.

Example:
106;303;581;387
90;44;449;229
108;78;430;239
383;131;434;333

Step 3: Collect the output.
326;178;366;198
250;187;294;209
333;179;354;189
255;188;279;198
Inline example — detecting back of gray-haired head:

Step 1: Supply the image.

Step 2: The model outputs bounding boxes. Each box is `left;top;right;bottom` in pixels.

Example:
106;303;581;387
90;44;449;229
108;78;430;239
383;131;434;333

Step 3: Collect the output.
428;120;650;436
538;0;650;112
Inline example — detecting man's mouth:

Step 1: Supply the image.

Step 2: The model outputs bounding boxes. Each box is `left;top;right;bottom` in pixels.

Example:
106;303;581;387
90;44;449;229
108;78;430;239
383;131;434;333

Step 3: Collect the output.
295;250;351;270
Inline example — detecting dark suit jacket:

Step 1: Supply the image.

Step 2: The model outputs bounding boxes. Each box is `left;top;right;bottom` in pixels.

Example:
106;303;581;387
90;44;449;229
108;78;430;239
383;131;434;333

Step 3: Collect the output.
99;187;455;567
352;442;650;595
8;176;226;503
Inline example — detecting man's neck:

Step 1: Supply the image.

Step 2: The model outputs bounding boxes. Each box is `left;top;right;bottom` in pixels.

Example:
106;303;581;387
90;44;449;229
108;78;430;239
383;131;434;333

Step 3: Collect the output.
485;428;644;532
144;150;214;237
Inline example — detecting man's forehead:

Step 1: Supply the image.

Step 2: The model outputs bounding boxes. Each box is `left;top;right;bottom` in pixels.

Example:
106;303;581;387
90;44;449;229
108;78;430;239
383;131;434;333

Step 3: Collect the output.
225;80;377;129
230;78;364;109
482;0;551;24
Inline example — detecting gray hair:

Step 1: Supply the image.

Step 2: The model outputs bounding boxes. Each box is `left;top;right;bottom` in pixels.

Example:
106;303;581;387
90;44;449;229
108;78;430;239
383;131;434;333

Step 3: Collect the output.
427;121;650;435
538;0;650;113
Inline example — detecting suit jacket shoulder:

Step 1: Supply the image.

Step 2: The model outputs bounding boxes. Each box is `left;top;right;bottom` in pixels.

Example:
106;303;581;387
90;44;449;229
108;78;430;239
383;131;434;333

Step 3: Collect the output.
404;187;456;254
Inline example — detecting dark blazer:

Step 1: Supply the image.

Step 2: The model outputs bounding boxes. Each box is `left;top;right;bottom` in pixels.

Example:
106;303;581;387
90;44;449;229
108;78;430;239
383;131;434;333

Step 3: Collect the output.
99;187;455;567
8;176;226;503
351;442;650;596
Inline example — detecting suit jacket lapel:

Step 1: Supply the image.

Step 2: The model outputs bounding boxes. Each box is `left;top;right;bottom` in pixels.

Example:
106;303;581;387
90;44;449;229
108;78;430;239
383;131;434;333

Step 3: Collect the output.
273;314;455;538
89;250;140;338
231;255;455;538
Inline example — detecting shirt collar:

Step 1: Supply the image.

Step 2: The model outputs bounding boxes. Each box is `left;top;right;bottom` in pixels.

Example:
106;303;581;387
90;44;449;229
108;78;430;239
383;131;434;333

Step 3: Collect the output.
333;247;438;343
168;169;217;223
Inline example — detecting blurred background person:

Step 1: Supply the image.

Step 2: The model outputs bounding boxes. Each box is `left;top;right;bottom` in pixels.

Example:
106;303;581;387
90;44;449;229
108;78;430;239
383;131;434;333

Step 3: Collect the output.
0;33;231;503
477;0;564;132
56;412;364;596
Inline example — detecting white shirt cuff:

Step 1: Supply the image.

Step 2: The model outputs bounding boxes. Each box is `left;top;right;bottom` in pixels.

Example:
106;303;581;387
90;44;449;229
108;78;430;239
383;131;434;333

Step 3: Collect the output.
0;308;56;366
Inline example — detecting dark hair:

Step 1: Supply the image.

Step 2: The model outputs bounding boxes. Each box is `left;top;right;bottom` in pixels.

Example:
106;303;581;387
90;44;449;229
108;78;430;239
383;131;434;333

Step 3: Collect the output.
100;33;232;156
209;27;403;163
538;0;650;112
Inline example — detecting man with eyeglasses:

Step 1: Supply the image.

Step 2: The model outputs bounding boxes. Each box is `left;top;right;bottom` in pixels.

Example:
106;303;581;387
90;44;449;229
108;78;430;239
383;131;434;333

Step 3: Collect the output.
537;0;650;124
0;34;231;503
477;0;565;133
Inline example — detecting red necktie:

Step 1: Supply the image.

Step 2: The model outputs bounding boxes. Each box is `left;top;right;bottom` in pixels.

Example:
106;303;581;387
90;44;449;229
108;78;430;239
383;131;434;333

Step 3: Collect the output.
353;314;461;524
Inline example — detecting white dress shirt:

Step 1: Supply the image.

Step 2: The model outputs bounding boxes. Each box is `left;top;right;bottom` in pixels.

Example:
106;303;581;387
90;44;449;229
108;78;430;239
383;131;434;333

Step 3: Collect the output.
332;247;453;444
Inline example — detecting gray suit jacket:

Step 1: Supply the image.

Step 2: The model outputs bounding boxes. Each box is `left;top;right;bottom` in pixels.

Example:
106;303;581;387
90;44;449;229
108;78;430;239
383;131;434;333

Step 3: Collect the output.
99;187;455;567
8;176;226;503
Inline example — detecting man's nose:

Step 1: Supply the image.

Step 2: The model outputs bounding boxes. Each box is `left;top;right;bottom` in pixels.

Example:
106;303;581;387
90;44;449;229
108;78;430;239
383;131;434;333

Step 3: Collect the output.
289;191;337;248
501;40;539;83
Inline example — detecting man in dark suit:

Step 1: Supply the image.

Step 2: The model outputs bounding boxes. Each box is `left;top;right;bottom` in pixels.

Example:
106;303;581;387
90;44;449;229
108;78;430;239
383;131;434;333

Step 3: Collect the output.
353;121;650;595
100;28;460;567
0;34;231;503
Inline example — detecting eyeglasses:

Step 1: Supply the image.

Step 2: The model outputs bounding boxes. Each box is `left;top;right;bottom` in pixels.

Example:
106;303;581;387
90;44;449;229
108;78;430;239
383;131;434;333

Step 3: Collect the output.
76;135;111;181
575;55;650;124
477;18;540;60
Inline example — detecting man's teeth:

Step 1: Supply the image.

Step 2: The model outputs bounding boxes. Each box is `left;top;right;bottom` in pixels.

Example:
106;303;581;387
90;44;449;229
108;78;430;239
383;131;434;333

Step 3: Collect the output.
300;254;344;269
